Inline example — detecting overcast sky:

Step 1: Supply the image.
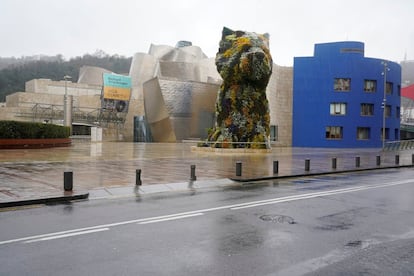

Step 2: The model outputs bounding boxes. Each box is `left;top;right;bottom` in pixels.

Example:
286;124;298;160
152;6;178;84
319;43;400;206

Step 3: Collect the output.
1;0;413;66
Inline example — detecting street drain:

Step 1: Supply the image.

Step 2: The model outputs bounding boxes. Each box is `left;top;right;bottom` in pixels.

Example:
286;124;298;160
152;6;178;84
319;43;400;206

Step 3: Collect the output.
259;214;296;224
346;240;362;247
0;190;19;197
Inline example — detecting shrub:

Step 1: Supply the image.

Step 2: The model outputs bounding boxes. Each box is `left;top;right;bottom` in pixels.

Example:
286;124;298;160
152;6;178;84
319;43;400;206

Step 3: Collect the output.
0;121;70;139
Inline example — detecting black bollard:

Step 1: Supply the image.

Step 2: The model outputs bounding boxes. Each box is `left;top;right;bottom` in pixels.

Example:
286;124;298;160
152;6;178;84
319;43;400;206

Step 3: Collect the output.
332;157;337;169
136;169;142;186
395;155;400;165
355;156;360;168
190;165;197;181
305;159;310;172
64;171;73;191
273;161;279;174
376;155;381;166
236;161;242;177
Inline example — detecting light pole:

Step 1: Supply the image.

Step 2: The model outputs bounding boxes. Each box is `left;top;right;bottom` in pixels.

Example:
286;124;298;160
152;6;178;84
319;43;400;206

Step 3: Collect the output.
381;61;389;149
63;75;72;127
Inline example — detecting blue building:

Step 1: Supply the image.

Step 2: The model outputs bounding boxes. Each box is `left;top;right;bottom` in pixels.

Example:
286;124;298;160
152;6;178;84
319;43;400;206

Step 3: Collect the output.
293;41;401;148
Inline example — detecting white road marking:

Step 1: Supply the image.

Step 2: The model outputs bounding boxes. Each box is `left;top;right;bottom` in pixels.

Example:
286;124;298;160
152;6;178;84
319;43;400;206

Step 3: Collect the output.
138;213;204;224
23;228;109;243
1;178;413;246
231;179;414;210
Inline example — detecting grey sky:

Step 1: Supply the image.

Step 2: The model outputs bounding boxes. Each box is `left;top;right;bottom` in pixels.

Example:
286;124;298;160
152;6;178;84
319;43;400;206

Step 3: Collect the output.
1;0;413;66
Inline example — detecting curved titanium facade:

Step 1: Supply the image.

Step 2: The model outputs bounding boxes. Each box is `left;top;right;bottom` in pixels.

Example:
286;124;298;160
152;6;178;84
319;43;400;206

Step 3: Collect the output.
293;41;401;148
78;66;112;86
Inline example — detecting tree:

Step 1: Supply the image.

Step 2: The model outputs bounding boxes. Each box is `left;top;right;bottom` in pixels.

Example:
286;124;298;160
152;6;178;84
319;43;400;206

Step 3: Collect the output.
0;54;132;101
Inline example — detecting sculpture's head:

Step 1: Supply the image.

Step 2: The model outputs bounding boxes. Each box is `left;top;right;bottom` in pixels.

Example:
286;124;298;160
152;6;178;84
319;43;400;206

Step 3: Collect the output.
216;27;273;87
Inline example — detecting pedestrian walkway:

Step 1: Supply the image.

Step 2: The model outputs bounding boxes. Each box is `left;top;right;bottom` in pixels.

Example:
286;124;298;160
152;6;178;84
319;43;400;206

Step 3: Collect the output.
0;139;413;207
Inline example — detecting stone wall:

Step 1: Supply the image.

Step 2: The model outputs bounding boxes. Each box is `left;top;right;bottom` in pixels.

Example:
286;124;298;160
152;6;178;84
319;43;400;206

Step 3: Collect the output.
6;92;63;108
25;79;102;96
0;106;32;121
268;65;293;146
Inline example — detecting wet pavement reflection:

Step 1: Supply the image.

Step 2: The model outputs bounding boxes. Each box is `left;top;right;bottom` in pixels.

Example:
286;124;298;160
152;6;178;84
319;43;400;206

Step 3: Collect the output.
0;139;411;202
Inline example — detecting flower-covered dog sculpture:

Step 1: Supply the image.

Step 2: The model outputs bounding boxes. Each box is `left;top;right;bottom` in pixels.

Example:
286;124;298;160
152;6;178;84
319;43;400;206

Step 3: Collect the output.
208;27;273;149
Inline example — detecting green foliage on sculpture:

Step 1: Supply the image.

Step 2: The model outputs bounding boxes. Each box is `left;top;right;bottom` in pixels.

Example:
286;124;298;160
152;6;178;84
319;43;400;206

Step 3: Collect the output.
207;27;272;149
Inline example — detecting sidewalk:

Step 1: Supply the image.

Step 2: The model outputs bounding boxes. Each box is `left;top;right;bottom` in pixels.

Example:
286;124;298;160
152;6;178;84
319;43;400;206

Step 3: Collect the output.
0;140;412;207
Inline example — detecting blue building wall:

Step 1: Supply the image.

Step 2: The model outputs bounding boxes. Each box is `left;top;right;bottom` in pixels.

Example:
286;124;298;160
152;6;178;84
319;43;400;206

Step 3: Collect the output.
292;41;401;148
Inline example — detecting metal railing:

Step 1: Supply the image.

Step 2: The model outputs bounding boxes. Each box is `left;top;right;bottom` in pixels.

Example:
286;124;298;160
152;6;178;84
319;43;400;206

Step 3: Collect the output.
383;139;414;151
16;103;126;126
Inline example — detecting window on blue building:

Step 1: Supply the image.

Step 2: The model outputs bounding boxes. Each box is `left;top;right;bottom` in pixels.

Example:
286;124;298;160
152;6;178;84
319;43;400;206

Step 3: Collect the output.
334;78;351;91
330;103;346;115
395;129;399;140
357;127;370;140
361;103;374;116
385;105;391;117
381;128;390;140
326;126;343;139
386;82;393;94
396;107;400;118
364;80;376;92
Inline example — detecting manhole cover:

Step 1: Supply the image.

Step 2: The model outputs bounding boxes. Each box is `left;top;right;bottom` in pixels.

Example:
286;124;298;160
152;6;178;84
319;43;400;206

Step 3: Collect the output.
259;214;296;224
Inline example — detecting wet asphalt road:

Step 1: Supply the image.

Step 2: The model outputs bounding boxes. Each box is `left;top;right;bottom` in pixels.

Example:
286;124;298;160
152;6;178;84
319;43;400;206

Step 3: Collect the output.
1;168;414;275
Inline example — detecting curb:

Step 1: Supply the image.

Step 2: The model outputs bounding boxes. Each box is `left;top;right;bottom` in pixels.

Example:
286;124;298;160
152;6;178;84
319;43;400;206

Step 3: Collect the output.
230;164;414;182
2;164;413;208
0;192;89;208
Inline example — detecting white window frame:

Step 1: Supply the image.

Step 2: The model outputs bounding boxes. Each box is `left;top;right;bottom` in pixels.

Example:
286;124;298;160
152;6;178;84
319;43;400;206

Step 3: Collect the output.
330;103;346;115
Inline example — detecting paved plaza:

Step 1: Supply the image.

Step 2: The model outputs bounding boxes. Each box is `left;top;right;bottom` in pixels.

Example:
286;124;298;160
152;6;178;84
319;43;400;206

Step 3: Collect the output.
0;139;412;206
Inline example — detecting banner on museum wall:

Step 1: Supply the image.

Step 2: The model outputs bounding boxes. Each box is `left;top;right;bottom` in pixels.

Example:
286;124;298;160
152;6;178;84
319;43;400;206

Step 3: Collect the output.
101;73;131;113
